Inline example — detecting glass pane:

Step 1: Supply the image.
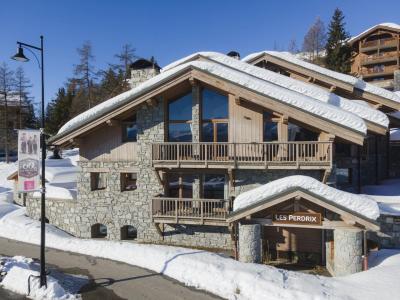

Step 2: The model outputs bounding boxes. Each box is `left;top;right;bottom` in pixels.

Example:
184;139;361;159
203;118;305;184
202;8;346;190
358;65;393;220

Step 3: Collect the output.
125;123;137;141
168;93;192;121
202;122;214;142
288;123;318;141
168;123;192;142
168;174;180;198
217;123;228;142
202;89;228;119
263;112;278;142
203;174;225;199
181;175;195;198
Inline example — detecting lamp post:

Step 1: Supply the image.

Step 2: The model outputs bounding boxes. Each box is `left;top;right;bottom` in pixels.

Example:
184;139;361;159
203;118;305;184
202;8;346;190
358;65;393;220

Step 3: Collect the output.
12;36;47;288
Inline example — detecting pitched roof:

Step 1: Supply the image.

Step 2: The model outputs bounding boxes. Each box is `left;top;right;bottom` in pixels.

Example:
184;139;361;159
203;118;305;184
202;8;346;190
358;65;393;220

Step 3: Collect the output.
242;51;400;107
163;51;388;130
348;23;400;44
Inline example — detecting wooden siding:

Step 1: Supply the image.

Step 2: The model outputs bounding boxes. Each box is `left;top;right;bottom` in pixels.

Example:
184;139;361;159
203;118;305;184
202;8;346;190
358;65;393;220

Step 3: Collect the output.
79;124;138;162
229;95;263;143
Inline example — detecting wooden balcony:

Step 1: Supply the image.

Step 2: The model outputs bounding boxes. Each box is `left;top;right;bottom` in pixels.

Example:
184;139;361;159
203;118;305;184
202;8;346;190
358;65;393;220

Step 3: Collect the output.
361;38;398;51
152;197;232;226
361;53;398;66
152;142;333;170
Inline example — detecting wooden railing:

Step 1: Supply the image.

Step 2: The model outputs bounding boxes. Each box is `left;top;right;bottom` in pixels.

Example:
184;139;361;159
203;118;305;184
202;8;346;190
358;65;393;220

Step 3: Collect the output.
361;52;398;64
361;38;397;48
152;197;233;225
152;141;332;169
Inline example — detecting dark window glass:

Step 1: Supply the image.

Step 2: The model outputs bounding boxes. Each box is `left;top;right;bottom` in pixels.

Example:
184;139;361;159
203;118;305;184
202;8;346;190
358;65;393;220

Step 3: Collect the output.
122;115;137;142
336;168;352;184
121;173;137;191
202;122;214;142
91;173;107;191
288;123;318;141
168;93;192;121
217;123;228;142
263;112;278;142
336;143;352;157
203;174;225;199
202;89;228;119
167;174;195;198
168;123;192;142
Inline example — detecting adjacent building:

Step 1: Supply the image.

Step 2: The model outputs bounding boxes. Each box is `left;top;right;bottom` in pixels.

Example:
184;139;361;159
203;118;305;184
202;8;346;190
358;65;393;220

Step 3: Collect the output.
11;53;400;276
348;23;400;91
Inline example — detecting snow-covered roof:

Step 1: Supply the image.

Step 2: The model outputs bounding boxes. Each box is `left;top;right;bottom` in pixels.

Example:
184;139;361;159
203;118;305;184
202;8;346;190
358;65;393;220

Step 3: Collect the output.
55;60;367;141
233;175;380;220
163;52;388;129
349;23;400;43
242;51;400;104
0;94;28;107
391;128;400;141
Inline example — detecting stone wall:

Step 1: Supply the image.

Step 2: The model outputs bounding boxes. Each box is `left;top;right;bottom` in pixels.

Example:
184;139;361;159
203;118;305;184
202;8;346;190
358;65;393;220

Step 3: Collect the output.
394;70;400;92
332;229;363;276
129;68;160;89
374;215;400;249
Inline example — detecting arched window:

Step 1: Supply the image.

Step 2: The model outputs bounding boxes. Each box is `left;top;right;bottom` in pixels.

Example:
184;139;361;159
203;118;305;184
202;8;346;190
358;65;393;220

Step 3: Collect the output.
91;223;107;238
120;225;137;240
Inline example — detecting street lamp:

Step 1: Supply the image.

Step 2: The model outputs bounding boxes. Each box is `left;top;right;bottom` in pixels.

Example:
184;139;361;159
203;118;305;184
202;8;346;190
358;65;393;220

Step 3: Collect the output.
12;36;47;288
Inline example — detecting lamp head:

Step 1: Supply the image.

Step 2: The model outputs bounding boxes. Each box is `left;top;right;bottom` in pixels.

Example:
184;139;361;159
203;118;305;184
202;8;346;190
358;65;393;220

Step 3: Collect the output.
11;46;29;62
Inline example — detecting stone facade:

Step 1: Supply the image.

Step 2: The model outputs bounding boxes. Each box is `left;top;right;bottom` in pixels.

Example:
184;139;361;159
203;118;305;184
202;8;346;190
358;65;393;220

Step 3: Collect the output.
129;68;160;89
239;224;261;263
374;215;400;248
332;229;363;276
394;70;400;92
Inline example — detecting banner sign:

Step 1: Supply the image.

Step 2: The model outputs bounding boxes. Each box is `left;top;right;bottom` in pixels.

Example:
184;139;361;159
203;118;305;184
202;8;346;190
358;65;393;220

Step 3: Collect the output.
273;212;322;226
18;130;41;192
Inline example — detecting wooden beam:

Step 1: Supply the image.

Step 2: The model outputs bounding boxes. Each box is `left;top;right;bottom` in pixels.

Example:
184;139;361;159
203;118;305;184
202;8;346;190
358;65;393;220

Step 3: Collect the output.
247;218;360;230
146;98;158;107
235;96;241;106
105;119;120;127
329;85;337;93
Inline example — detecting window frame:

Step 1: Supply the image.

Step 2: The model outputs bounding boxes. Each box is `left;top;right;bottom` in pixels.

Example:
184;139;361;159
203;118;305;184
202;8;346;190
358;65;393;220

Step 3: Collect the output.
166;92;193;142
90;172;107;191
120;172;138;192
121;114;138;143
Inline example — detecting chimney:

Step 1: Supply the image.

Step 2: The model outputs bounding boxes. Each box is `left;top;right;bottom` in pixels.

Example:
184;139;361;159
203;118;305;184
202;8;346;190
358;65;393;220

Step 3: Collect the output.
129;57;161;88
227;51;241;60
394;70;400;92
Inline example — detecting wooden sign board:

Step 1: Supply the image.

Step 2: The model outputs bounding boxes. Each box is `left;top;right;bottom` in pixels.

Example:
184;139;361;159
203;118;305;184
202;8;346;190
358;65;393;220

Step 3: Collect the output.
273;212;322;226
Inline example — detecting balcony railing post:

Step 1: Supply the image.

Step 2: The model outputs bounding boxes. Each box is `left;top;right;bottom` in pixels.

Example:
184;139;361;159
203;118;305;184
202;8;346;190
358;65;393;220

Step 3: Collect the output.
175;199;178;222
296;143;299;168
201;200;204;224
176;144;180;167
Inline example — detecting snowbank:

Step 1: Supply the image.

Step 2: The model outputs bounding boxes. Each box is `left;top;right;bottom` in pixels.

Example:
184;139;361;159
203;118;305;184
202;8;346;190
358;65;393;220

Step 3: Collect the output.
57;60;367;138
0;256;85;300
0;163;17;202
348;23;400;43
362;178;400;216
163;51;388;128
242;51;400;104
233;175;380;220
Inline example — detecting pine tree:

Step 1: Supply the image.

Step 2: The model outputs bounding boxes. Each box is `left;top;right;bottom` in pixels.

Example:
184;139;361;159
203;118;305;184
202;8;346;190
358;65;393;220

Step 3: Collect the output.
325;8;352;73
14;67;37;129
45;87;74;135
0;63;16;163
74;41;97;109
98;67;126;102
302;17;326;62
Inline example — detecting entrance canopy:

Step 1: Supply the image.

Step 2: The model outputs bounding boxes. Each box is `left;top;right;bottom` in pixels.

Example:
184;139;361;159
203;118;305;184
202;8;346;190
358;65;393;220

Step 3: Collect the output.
227;176;380;231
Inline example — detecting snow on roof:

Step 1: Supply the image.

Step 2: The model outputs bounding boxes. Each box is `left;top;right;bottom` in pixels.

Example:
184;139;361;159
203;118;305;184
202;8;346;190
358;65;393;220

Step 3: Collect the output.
163;52;388;128
233;175;380;220
349;23;400;43
242;51;400;104
57;60;367;139
391;128;400;141
0;94;28;107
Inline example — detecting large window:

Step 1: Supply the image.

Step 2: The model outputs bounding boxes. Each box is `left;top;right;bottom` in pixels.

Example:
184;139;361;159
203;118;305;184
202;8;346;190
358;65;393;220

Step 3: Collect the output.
167;173;195;198
168;93;192;142
201;89;228;142
203;174;225;199
263;112;278;142
122;114;137;142
288;123;318;141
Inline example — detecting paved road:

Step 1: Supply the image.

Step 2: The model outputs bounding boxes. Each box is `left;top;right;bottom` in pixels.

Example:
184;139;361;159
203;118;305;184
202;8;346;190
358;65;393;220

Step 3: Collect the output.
0;237;220;300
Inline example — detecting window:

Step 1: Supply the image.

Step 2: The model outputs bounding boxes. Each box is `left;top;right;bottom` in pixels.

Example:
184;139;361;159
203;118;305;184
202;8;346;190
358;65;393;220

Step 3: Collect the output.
263;112;278;142
122;114;137;142
121;173;137;191
168;93;193;142
167;173;195;198
336;168;352;185
121;225;137;240
91;223;107;238
201;88;228;142
91;172;107;191
203;174;225;199
288;123;318;141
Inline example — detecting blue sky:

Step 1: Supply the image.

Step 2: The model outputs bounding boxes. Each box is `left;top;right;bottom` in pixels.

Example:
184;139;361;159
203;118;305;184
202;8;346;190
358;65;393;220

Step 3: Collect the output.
1;0;399;108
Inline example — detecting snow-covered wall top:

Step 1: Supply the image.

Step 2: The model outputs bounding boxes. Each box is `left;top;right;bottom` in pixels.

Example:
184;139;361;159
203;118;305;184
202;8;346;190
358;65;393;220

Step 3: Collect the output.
242;51;400;104
233;175;380;220
348;23;400;43
163;52;388;128
57;60;367;138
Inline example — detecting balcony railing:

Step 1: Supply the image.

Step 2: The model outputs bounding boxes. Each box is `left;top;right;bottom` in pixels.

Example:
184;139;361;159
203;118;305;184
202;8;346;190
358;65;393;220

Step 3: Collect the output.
152;141;332;170
361;38;397;50
361;53;398;65
152;197;232;226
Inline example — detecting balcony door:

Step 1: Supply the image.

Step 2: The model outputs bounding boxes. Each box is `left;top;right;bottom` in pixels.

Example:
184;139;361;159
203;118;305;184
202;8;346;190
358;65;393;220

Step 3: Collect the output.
201;88;229;159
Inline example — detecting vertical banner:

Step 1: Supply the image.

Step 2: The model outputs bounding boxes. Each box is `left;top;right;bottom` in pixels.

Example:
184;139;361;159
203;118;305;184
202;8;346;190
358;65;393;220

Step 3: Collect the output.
18;130;41;192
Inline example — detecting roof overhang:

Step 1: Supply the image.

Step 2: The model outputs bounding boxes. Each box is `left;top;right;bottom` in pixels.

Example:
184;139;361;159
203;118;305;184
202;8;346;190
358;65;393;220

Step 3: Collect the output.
227;187;380;231
245;52;400;112
349;24;400;45
50;65;366;147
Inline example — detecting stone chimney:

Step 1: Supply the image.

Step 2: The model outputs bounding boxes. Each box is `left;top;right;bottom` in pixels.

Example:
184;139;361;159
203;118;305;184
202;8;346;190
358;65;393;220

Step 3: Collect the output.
227;51;241;60
394;70;400;92
129;57;161;88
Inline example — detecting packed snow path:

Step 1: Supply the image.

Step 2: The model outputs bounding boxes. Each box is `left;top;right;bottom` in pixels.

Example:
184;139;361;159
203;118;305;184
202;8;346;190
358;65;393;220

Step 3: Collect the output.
0;237;218;300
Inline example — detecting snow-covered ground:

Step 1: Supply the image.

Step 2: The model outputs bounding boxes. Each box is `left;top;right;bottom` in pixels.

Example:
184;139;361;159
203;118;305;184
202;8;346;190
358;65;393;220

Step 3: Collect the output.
0;256;87;300
0;187;398;299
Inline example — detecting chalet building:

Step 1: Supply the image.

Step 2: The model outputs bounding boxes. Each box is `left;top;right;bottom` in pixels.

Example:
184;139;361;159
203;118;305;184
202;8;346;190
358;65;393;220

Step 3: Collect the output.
348;23;400;91
0;94;30;161
13;54;400;276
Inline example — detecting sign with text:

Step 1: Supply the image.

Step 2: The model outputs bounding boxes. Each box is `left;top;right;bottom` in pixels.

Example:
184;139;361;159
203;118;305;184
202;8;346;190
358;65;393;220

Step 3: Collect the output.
273;212;322;226
18;130;41;192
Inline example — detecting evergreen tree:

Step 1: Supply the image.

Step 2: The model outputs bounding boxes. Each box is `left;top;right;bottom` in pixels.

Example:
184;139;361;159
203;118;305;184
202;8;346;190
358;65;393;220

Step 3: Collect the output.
325;8;352;73
45;87;74;135
98;67;126;102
